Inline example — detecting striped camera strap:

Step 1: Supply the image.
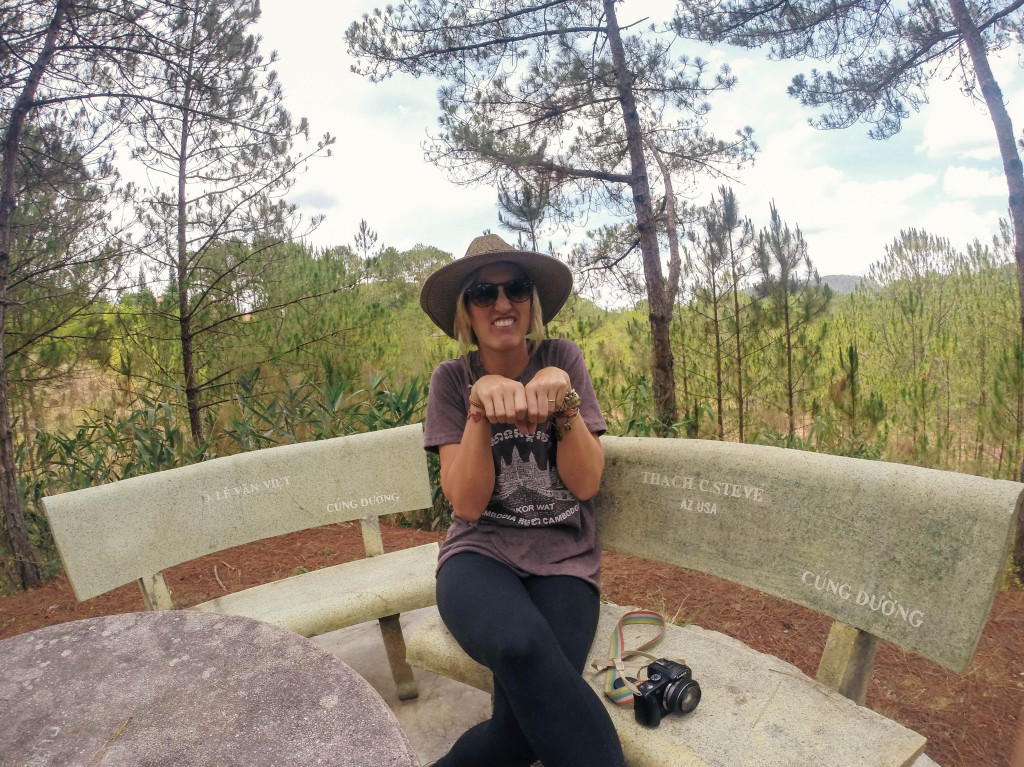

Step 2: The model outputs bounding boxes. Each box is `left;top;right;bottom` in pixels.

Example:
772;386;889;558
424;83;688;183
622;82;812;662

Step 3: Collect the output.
597;609;667;705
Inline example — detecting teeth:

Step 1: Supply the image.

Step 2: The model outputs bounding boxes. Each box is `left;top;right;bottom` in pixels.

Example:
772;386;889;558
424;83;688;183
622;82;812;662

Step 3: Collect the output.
494;318;515;327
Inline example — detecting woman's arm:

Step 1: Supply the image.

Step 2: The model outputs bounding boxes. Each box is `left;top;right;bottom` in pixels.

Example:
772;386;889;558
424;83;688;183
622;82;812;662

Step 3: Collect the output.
437;413;494;523
440;359;605;515
552;418;604;501
438;373;528;522
426;363;497;523
523;364;605;500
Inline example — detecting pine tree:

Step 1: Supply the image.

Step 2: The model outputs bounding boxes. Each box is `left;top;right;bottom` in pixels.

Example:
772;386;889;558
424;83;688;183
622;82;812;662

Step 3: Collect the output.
497;180;550;252
686;187;757;440
754;203;832;438
348;0;754;422
0;0;155;590
687;201;731;440
127;0;333;444
354;219;379;261
868;230;961;456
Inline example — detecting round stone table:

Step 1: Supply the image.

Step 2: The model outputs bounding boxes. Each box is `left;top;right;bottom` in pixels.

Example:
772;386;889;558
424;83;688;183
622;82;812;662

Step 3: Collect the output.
0;611;420;766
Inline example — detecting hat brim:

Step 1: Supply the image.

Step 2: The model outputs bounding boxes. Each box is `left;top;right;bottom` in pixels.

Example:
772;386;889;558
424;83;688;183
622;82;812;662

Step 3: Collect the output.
420;248;573;339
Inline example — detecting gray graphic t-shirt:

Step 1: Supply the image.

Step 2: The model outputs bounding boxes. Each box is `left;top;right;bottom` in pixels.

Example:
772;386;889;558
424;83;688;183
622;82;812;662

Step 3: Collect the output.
424;339;607;591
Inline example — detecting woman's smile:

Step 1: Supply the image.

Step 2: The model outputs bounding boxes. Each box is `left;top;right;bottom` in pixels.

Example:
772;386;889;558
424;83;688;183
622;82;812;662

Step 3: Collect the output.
469;263;531;356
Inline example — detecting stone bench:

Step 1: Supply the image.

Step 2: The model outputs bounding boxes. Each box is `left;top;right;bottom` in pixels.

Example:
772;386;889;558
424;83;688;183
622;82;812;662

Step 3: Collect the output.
42;424;438;701
406;436;1023;766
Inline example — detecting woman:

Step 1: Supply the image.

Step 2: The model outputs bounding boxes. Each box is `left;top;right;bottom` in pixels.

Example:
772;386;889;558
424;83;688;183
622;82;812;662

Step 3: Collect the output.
420;234;625;767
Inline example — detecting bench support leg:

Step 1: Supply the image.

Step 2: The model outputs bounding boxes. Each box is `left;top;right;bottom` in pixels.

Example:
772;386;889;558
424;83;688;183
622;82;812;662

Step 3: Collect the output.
378;613;419;701
137;572;173;611
816;620;879;705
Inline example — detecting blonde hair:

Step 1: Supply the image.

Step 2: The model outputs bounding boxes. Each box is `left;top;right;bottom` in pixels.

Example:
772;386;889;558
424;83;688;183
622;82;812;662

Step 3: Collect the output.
453;268;547;354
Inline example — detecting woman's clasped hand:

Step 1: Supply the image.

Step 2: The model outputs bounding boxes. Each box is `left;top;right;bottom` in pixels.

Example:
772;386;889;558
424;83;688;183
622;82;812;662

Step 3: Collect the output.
469;367;572;434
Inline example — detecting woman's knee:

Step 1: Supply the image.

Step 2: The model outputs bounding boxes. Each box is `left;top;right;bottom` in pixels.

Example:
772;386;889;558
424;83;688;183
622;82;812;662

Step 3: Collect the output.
489;626;553;671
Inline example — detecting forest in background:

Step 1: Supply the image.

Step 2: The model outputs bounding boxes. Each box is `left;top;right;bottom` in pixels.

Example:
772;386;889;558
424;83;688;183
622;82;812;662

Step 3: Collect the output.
5;0;1024;592
4;208;1021;593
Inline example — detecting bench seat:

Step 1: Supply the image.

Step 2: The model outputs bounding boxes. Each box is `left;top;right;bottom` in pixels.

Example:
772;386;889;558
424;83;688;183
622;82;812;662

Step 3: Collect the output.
191;541;439;637
407;602;928;767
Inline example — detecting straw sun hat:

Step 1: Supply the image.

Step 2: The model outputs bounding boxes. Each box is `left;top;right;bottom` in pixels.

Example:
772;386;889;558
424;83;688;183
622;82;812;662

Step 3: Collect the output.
420;234;573;339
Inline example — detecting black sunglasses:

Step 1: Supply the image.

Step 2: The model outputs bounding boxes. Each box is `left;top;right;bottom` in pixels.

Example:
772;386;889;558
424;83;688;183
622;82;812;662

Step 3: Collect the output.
464;277;534;308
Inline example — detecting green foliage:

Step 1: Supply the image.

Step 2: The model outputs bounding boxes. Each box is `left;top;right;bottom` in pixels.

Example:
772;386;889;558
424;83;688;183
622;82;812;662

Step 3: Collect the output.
4;122;124;417
751;203;832;437
680;187;759;441
354;219;380;260
12;369;440;578
604;375;714;438
9;204;1024;583
986;344;1024;477
860;230;961;461
357;374;429;431
831;344;888;441
126;0;334;444
755;416;887;461
497;179;551;251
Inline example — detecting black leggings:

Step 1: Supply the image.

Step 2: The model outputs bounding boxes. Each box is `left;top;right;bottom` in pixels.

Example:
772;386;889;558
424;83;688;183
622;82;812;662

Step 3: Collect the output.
434;553;626;767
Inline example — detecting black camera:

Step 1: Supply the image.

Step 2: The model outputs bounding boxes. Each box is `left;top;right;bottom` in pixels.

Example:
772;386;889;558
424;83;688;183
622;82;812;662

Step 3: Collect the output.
632;658;701;728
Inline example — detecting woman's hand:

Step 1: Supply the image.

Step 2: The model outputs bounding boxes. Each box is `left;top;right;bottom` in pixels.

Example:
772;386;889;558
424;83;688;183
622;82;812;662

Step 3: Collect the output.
523;366;572;428
470;374;533;433
470;368;573;434
529;367;604;500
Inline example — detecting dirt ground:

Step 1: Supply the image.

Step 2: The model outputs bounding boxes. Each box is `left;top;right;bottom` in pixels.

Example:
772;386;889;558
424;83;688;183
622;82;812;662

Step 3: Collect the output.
2;521;1021;767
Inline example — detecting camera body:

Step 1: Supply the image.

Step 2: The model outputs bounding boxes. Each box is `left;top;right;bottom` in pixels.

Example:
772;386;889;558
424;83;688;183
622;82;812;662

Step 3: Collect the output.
632;658;701;728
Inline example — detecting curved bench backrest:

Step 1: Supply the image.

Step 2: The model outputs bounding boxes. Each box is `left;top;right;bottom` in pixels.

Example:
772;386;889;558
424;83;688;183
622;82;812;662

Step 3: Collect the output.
42;424;433;602
594;436;1022;673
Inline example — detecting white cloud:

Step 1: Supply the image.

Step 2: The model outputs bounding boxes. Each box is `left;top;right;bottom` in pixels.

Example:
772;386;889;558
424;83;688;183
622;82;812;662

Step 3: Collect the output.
255;0;498;256
255;0;1022;279
915;49;1024;163
777;171;940;275
915;199;1004;249
694;116;943;274
943;166;1006;199
289;189;337;209
917;87;998;162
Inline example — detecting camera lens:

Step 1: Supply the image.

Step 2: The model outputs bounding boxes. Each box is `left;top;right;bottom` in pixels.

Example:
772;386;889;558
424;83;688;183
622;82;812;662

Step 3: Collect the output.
664;679;701;715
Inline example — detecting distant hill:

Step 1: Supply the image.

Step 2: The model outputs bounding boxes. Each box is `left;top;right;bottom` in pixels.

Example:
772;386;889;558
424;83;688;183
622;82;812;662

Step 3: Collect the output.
820;274;864;295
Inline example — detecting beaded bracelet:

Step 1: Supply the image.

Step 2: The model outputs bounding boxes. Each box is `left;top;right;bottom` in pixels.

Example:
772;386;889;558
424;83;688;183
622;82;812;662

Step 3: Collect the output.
554;407;580;440
556;388;581;415
467;395;486;423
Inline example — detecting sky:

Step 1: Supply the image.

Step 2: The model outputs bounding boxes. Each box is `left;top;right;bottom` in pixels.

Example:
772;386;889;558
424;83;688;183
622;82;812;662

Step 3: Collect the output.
254;1;1023;284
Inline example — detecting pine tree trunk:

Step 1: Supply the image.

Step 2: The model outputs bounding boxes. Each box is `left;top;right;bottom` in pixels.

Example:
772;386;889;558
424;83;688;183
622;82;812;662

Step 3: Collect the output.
0;372;37;588
177;35;203;446
604;0;677;425
0;0;71;590
946;0;1024;577
177;178;203;446
849;345;859;429
714;294;725;440
731;256;745;443
784;294;795;438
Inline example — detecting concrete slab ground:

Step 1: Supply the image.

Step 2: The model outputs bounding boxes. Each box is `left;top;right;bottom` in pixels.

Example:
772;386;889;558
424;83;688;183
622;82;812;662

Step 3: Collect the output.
312;606;489;766
313;607;943;767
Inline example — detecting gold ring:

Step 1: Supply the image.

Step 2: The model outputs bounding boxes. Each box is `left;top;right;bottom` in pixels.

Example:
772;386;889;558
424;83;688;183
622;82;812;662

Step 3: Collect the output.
547;399;557;403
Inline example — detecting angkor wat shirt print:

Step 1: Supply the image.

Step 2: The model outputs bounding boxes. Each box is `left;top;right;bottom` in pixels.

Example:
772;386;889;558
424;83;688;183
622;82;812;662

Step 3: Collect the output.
481;426;580;528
